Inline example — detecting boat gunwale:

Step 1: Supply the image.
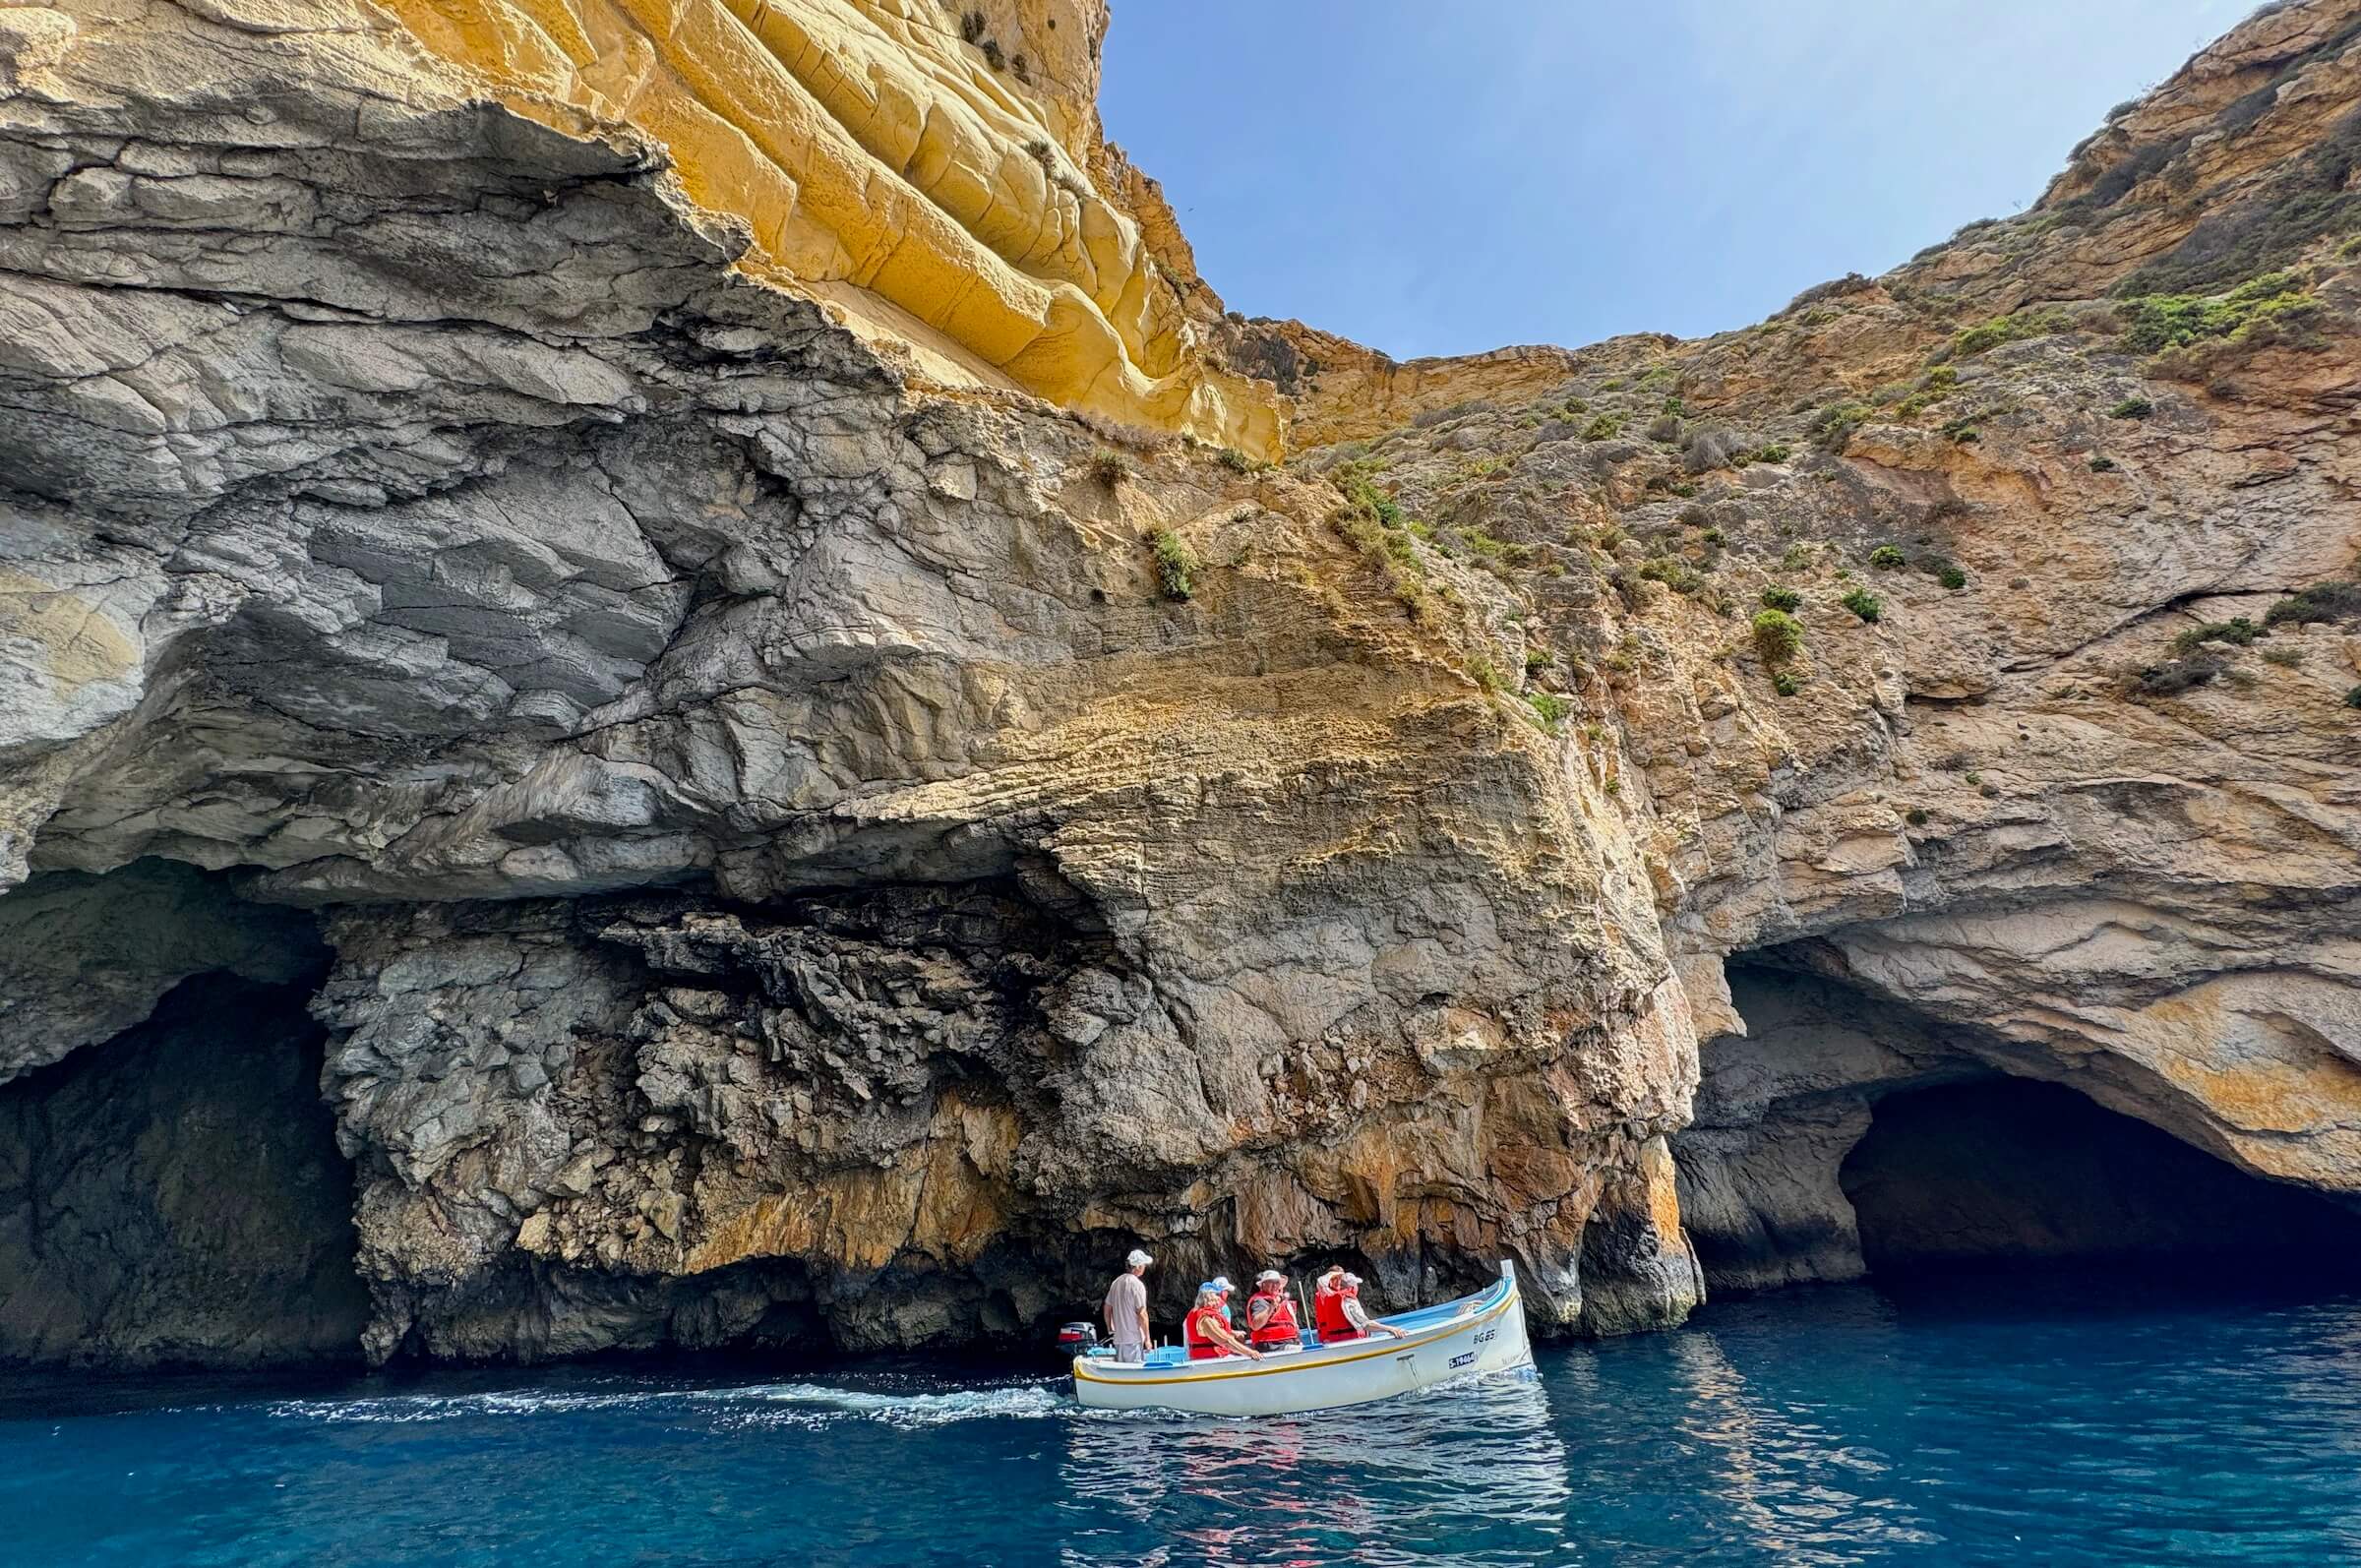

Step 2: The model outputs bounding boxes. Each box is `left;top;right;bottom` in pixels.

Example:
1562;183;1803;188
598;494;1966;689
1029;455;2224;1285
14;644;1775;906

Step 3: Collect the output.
1070;1277;1521;1388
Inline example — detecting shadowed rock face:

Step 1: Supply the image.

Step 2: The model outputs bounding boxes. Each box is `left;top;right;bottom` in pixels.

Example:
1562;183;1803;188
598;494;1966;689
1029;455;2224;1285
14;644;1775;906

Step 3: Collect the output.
4;0;2361;1368
1841;1079;2361;1273
0;972;368;1369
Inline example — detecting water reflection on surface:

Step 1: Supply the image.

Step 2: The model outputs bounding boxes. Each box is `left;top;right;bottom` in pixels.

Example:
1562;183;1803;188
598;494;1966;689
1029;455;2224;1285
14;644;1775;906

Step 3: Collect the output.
1059;1371;1568;1567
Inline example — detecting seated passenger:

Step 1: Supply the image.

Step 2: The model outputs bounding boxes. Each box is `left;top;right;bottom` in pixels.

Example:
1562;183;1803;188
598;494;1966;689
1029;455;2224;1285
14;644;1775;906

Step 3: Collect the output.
1313;1266;1407;1342
1340;1273;1409;1341
1183;1285;1263;1361
1245;1269;1302;1350
1210;1275;1238;1326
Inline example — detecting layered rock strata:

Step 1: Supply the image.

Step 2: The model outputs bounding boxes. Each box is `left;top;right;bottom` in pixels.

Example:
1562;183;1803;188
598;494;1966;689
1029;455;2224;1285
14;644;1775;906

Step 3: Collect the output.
2;0;2360;1367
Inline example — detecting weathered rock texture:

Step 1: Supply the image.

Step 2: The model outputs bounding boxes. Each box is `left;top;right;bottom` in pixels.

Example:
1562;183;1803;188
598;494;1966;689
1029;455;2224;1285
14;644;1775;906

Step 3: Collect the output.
0;971;369;1368
371;0;1283;454
2;0;2359;1367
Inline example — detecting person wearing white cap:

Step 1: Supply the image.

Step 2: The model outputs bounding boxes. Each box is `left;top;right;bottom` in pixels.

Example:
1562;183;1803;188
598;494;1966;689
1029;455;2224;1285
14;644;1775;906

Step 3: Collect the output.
1312;1264;1407;1342
1102;1247;1154;1363
1245;1268;1303;1350
1339;1272;1408;1341
1209;1276;1238;1328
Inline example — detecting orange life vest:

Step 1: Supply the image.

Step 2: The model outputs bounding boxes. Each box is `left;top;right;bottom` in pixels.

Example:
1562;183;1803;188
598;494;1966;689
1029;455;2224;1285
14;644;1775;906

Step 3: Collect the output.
1248;1288;1302;1348
1313;1281;1360;1341
1184;1304;1230;1359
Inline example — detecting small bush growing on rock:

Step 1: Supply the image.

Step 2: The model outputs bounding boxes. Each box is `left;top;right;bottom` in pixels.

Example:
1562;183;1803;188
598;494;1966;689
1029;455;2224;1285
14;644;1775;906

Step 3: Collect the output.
2117;271;2319;354
1701;526;1727;547
1469;657;1502;693
1894;367;1959;419
1149;529;1199;601
1906;808;1931;826
2132;652;2226;695
1647;412;1684;442
2263;646;2304;668
1869;545;1907;570
1936;565;1968;590
2172;617;2263;653
1683;426;1741;473
1331;506;1431;622
2089;455;2117;471
2346;685;2361;709
1841;587;1884;623
1751;608;1804;665
1773;670;1803;696
1581;412;1626;441
1217;446;1255;473
1526;691;1572;730
2109;395;2155;420
1743;443;1791;465
1808;400;1874;452
1780;542;1813;573
1949;307;2074;360
2265;580;2361;627
1639;557;1707;596
1090;449;1135;486
1760;584;1802;612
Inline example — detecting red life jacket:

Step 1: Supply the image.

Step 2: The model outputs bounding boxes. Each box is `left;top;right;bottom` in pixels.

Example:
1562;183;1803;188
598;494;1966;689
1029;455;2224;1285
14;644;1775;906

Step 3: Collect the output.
1184;1305;1230;1359
1248;1288;1302;1348
1313;1282;1360;1341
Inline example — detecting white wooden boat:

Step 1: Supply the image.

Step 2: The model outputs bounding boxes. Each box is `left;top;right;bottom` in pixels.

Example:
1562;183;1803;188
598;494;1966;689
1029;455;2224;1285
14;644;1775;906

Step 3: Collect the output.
1071;1262;1532;1417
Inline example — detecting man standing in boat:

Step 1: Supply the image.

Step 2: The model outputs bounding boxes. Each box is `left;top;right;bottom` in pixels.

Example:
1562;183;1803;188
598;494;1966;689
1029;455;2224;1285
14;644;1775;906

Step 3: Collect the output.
1244;1269;1303;1351
1103;1248;1154;1364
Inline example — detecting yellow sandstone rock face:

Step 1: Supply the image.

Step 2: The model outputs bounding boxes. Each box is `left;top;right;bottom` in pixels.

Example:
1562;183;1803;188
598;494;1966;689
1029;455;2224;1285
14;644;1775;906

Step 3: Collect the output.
376;0;1281;455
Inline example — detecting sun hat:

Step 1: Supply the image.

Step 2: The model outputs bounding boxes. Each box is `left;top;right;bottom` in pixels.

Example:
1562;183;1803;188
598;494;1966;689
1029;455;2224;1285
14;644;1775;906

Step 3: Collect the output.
1341;1272;1363;1287
1255;1269;1285;1283
1125;1247;1153;1268
1211;1276;1235;1293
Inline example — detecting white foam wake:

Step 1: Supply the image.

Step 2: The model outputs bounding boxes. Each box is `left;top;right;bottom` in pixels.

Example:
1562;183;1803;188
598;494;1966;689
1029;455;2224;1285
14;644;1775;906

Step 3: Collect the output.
267;1379;1071;1429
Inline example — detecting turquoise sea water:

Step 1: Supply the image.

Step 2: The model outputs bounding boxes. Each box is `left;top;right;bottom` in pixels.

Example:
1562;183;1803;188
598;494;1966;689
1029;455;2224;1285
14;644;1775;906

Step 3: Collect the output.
7;1271;2361;1566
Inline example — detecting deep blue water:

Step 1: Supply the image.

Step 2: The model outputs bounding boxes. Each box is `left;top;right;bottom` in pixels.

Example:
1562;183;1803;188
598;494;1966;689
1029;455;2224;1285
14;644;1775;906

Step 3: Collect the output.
8;1272;2361;1566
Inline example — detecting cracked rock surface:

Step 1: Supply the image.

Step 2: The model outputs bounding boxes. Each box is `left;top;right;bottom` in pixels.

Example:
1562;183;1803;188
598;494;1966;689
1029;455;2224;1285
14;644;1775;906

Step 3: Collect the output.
3;0;2360;1367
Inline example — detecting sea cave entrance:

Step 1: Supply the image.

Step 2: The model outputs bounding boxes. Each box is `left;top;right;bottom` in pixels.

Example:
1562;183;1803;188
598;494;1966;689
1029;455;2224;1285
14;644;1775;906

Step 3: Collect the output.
1839;1076;2361;1278
1677;959;2361;1296
0;866;367;1370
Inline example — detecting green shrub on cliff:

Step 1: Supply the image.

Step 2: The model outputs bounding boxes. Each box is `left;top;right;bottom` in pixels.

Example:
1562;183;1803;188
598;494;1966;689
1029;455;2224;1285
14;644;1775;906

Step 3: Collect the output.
1760;585;1802;612
1149;529;1199;600
1841;587;1884;623
1751;608;1804;665
2265;580;2361;627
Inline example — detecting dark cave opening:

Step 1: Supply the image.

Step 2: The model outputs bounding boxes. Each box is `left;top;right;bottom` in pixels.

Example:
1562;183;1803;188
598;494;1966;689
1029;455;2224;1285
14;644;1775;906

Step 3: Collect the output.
1839;1077;2361;1278
0;968;369;1370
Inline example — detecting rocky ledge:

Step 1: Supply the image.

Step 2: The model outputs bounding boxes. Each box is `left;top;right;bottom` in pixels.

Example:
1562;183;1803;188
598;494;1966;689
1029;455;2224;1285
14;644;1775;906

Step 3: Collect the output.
1;0;2358;1369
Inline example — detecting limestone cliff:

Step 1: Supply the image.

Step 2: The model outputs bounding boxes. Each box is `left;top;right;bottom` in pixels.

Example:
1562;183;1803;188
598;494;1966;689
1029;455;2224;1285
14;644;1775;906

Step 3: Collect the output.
367;0;1280;454
1;0;2357;1369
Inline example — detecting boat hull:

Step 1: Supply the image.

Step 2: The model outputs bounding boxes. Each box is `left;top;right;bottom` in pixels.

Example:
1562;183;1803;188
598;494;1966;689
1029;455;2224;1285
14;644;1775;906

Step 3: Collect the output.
1071;1263;1533;1417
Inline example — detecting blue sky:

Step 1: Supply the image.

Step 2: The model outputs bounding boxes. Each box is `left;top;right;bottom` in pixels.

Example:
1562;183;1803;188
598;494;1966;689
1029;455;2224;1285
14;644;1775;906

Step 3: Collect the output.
1100;1;2255;358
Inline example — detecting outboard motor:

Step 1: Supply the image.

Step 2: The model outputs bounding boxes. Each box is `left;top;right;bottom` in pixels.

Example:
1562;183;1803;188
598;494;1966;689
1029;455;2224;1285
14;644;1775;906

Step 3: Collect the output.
1056;1321;1104;1361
